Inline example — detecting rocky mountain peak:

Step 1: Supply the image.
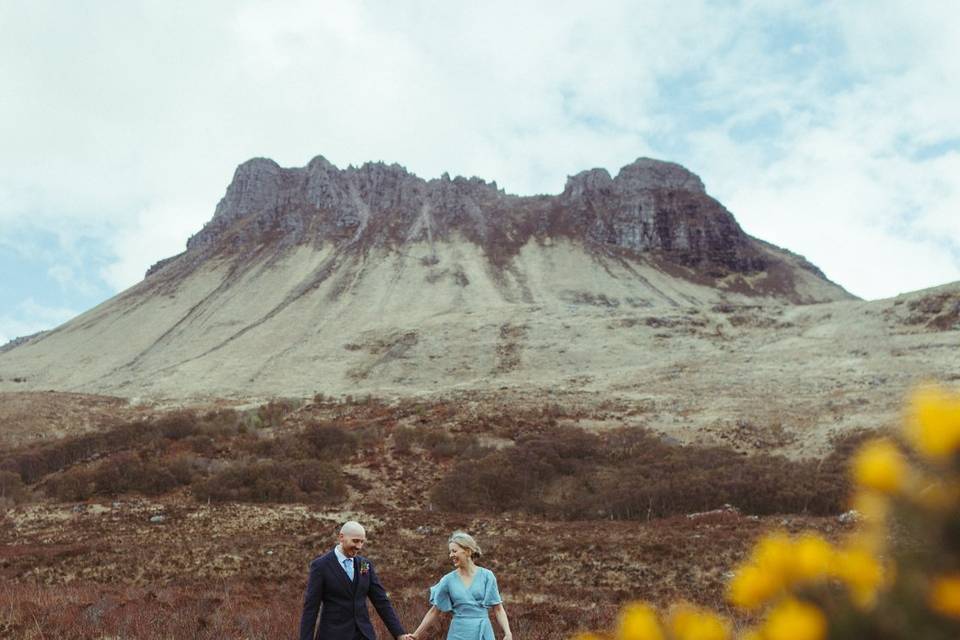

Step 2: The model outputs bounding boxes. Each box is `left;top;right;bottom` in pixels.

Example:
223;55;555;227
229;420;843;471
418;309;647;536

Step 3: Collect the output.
563;168;613;198
175;153;843;295
613;157;706;193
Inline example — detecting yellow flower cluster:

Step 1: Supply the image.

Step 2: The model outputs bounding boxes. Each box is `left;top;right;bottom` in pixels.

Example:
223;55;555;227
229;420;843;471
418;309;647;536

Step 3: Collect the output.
667;603;731;640
929;574;960;620
907;385;960;460
570;385;960;640
758;598;826;640
578;600;734;640
852;438;908;495
726;532;885;612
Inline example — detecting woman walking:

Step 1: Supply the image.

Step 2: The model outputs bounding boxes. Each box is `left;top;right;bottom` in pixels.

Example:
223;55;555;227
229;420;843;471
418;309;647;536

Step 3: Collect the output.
410;531;513;640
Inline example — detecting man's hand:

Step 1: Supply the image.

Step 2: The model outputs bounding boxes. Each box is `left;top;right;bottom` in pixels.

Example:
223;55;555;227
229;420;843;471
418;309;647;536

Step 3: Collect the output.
399;634;416;640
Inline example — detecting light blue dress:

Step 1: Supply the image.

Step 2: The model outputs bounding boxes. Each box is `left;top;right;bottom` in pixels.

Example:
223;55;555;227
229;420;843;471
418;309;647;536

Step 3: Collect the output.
429;567;502;640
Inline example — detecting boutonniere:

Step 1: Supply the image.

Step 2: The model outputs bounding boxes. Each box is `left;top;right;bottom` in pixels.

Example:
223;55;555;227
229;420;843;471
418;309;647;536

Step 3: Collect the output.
360;561;370;575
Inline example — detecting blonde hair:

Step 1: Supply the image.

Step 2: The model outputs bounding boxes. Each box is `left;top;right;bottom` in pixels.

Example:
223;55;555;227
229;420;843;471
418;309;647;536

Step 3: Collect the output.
448;531;482;558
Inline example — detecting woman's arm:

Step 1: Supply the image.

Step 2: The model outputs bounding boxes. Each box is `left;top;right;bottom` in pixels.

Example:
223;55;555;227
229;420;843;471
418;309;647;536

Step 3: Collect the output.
492;603;513;640
411;605;442;638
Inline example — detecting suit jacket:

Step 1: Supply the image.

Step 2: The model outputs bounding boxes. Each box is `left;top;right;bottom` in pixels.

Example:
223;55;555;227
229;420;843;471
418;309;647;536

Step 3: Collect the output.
299;550;406;640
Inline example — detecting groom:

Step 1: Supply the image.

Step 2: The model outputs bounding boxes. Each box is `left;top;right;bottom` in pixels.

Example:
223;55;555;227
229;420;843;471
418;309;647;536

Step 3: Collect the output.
299;520;413;640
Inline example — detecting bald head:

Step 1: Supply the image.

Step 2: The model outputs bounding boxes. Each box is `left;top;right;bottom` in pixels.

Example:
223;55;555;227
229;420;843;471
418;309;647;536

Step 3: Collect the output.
338;521;366;557
340;521;365;537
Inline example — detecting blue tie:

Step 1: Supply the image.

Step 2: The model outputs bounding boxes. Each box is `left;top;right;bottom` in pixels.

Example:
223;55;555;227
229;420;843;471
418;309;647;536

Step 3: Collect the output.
343;557;354;581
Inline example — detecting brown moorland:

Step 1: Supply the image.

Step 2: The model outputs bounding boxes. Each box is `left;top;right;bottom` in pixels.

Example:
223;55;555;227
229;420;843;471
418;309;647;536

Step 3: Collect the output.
1;393;869;639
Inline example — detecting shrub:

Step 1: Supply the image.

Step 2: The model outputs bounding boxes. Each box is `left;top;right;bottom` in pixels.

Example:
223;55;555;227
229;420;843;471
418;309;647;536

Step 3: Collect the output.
91;453;178;497
288;460;346;497
432;425;853;519
45;468;95;502
184;434;217;456
192;460;345;504
0;470;28;503
155;411;200;440
391;424;484;459
0;419;162;484
257;399;302;429
393;425;417;454
303;423;358;458
198;408;241;436
164;456;196;485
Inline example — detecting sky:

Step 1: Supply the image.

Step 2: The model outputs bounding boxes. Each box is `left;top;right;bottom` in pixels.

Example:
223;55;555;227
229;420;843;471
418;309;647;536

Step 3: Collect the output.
2;0;959;345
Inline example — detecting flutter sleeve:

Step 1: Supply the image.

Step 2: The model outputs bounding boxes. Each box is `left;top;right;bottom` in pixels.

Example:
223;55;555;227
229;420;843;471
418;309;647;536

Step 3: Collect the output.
481;568;502;607
429;574;454;612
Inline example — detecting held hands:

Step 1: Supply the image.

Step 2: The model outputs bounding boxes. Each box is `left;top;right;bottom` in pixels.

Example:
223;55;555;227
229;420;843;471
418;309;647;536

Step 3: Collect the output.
400;634;417;640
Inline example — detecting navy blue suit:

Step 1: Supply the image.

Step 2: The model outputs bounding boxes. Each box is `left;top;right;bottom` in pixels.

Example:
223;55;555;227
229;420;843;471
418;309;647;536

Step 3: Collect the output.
299;550;406;640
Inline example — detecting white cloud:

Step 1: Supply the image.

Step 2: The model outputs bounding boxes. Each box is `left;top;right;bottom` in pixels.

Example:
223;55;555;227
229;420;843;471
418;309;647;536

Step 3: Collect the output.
0;0;958;303
0;298;78;346
99;200;208;291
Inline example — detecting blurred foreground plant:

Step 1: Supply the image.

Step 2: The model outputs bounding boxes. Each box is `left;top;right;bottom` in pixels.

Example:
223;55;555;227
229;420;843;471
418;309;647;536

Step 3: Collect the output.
572;384;960;640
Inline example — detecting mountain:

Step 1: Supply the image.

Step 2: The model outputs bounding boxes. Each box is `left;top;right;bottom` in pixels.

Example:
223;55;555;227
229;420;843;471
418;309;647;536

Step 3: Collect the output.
1;156;955;444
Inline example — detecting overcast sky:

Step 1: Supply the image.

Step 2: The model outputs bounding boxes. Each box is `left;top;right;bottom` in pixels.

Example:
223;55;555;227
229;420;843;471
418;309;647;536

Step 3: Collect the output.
2;0;959;344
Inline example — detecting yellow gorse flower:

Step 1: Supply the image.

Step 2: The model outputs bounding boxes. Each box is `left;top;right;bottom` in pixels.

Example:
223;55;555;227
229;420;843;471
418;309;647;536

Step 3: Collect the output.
761;598;827;640
929;574;960;619
727;564;782;610
833;545;885;608
728;532;842;610
616;602;664;640
906;385;960;460
852;438;908;494
750;532;794;577
667;603;730;640
791;533;835;582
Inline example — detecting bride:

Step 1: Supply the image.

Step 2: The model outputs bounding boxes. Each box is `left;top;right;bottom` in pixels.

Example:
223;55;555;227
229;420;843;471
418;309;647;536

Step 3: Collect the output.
410;531;514;640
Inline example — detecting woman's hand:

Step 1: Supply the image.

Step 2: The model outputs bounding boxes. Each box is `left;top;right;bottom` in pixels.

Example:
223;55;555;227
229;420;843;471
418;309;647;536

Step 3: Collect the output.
502;634;513;640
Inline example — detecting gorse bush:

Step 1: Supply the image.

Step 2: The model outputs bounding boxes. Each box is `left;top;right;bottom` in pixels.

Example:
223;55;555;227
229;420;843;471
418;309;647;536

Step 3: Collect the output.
571;384;960;640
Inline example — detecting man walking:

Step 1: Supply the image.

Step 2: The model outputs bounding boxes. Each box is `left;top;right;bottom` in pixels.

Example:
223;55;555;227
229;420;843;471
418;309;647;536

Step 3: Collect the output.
299;521;413;640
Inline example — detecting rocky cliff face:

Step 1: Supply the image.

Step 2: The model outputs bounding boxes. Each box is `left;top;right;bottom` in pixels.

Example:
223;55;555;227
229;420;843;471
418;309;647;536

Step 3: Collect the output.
181;156;768;277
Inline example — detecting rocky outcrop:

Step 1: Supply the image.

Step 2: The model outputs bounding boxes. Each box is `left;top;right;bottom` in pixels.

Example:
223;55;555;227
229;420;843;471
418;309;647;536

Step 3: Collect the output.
182;155;766;276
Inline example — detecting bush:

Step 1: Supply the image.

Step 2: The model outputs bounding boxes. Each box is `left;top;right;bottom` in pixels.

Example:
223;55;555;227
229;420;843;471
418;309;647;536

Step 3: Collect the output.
432;425;852;519
256;399;302;429
198;409;241;436
45;468;95;502
91;453;178;497
392;424;484;459
155;411;200;440
164;456;197;485
0;470;28;503
184;434;217;456
303;424;358;458
192;460;345;504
